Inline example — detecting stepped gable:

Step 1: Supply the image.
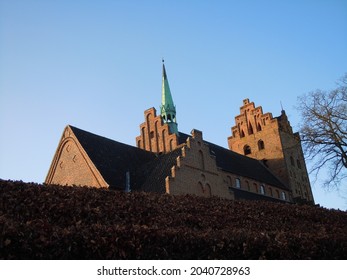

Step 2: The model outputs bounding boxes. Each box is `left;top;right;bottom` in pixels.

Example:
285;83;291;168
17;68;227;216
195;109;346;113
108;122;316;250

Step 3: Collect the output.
134;148;183;193
207;142;289;190
179;131;288;190
70;126;156;189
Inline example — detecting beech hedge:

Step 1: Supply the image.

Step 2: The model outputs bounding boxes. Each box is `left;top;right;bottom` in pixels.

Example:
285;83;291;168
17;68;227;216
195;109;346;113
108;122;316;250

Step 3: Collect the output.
0;179;346;259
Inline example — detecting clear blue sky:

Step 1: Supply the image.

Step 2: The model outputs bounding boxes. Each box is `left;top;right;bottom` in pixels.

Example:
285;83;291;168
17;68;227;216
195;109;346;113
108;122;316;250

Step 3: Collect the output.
1;0;346;210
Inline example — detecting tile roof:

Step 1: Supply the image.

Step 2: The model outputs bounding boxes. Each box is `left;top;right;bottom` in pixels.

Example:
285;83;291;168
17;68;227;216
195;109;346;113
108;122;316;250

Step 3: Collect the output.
70;126;288;194
207;142;289;190
70;126;156;190
134;148;183;193
179;131;288;190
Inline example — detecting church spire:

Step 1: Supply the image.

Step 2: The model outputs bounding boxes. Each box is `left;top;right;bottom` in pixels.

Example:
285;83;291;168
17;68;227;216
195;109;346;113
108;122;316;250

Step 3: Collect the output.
160;60;179;135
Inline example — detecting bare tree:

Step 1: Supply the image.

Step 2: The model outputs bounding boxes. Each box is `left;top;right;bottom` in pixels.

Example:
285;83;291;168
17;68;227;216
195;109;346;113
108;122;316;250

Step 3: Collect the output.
297;74;347;189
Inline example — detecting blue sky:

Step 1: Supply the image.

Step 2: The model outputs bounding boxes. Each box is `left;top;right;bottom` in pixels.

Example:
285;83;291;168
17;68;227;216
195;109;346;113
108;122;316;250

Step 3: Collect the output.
1;0;346;210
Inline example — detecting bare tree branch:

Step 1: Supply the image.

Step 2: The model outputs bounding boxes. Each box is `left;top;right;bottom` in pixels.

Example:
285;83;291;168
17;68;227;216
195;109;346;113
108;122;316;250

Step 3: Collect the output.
296;73;347;189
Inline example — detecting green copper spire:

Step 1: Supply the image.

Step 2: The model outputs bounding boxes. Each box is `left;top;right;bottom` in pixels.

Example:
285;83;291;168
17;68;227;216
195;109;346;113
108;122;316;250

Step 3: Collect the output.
160;60;179;135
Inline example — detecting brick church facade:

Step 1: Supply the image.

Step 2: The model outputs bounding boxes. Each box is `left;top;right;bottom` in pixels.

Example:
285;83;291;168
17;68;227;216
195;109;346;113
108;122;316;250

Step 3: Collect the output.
45;62;314;204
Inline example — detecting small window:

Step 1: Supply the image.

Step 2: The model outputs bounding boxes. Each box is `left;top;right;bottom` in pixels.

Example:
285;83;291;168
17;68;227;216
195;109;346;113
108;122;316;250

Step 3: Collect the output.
269;187;273;197
258;140;265;150
290;156;295;166
227;176;232;186
245;181;250;191
260;185;265;195
244;145;251;155
276;190;280;198
235;178;241;188
248;123;254;135
281;191;286;201
253;183;258;193
150;131;154;138
257;123;262;131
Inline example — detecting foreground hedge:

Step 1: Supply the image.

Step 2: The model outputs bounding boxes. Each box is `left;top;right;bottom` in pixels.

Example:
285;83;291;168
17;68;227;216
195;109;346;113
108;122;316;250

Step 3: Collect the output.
0;180;346;259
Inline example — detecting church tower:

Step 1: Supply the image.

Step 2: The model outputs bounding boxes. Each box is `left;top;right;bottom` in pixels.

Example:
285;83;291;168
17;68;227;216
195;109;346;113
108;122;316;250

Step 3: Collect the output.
136;61;180;153
227;99;314;204
160;61;179;135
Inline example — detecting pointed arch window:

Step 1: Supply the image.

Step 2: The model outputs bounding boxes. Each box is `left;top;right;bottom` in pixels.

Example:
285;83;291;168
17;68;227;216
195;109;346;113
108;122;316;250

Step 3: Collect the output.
245;181;250;191
248;123;254;135
253;183;258;193
205;184;211;197
281;191;287;201
258;140;265;150
199;150;205;170
257;123;262;131
227;176;232;186
244;145;251;155
235;178;241;188
198;182;204;193
260;185;265;195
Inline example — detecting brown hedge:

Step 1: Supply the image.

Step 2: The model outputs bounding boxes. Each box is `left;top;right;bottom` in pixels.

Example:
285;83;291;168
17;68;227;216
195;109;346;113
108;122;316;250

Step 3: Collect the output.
0;179;346;259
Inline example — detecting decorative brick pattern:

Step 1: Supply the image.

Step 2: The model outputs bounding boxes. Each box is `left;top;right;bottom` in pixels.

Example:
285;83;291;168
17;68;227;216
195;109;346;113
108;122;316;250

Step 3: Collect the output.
227;99;314;203
45;126;108;188
136;107;179;153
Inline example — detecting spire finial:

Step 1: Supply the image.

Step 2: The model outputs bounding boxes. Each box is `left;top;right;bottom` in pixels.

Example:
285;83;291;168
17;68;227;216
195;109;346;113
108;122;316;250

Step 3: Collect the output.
160;60;179;135
280;101;284;111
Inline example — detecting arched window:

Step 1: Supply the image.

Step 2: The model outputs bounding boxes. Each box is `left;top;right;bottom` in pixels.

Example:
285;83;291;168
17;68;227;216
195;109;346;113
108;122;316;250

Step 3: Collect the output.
248;123;254;135
258;140;265;150
260;185;265;195
169;139;174;151
141;127;146;148
245;181;250;191
199;150;205;170
244;145;251;155
269;187;273;197
198;182;204;193
276;190;280;198
162;129;166;153
227;176;232;186
257;123;262;131
281;191;287;201
235;178;241;188
205;184;211;197
290;156;295;166
253;183;258;193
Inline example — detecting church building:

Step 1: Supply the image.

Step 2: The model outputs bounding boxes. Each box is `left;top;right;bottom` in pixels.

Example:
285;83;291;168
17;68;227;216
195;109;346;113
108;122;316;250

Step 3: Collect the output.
45;62;314;204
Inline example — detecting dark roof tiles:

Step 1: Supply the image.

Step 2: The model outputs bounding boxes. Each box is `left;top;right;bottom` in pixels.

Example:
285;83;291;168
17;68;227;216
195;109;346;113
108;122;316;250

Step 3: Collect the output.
70;126;156;189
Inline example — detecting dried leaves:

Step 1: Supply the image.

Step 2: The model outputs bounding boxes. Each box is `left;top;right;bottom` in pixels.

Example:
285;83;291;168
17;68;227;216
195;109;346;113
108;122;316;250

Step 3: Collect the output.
1;179;346;259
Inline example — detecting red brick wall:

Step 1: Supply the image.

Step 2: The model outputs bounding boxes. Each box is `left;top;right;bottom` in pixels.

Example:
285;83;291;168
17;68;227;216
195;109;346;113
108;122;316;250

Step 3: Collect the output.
45;126;107;188
136;107;179;153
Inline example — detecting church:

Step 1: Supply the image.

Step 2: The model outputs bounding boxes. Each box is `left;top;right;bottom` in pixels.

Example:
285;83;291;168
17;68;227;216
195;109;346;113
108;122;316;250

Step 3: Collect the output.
45;62;314;204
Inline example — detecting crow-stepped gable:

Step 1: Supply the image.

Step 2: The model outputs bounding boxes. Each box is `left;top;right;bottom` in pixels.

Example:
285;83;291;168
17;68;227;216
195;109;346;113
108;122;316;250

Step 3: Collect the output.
45;62;314;205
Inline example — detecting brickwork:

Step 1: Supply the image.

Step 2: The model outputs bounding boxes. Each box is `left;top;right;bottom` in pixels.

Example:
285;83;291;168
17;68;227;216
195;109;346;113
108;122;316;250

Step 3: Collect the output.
227;99;314;203
136;107;179;153
220;170;289;201
166;130;233;199
45;126;107;188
